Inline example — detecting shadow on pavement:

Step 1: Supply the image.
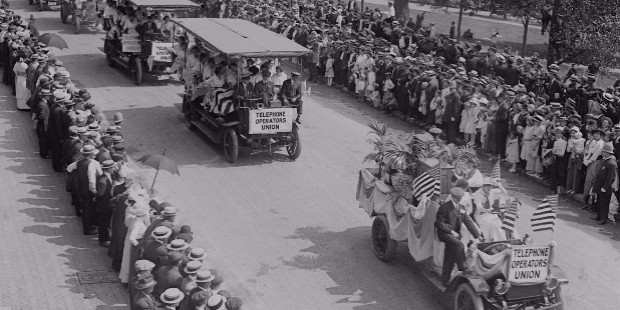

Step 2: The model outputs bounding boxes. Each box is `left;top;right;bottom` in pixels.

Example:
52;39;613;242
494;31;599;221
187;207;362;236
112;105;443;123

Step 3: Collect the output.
282;226;449;310
0;86;129;308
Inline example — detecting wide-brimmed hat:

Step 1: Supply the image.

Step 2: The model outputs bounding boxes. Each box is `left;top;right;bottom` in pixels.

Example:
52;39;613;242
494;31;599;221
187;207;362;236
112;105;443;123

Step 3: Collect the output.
188;247;207;261
105;126;119;134
602;142;614;154
206;293;226;310
111;136;124;144
134;275;157;290
166;239;189;251
183;260;202;274
113;112;124;123
162;206;177;217
196;270;215;283
151;226;172;239
101;160;115;170
80;145;99;155
160;288;184;304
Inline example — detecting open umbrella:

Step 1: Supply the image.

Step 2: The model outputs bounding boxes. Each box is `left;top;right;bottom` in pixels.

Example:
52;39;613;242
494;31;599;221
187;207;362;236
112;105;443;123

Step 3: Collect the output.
38;33;69;49
137;149;180;193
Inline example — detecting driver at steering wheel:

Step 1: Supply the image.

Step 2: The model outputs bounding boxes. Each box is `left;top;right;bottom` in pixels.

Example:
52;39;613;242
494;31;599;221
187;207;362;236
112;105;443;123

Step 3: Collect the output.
278;71;302;123
233;73;255;105
435;187;481;285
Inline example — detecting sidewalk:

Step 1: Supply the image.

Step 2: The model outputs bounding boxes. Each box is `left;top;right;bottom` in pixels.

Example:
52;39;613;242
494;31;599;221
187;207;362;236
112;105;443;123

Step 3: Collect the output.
0;73;129;309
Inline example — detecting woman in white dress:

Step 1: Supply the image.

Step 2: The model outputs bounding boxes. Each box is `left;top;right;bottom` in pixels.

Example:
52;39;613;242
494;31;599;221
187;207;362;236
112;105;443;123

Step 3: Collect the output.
13;56;31;110
119;201;150;283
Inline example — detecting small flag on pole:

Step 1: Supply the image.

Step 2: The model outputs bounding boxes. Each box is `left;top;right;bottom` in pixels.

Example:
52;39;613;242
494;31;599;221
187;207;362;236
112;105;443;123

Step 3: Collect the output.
531;195;558;232
502;199;520;234
491;155;501;180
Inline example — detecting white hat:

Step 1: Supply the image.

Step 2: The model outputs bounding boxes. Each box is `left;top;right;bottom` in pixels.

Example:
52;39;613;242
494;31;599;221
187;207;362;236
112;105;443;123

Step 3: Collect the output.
160;288;184;304
151;226;172;239
207;293;227;310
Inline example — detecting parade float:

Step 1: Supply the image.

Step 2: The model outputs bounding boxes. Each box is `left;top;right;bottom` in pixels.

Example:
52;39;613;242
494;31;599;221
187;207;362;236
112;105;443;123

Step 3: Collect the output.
356;122;567;310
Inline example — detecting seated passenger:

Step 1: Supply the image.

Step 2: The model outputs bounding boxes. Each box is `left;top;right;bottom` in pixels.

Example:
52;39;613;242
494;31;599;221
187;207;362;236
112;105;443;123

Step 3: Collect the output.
278;72;303;123
234;73;255;103
253;70;275;107
472;178;507;242
139;14;160;40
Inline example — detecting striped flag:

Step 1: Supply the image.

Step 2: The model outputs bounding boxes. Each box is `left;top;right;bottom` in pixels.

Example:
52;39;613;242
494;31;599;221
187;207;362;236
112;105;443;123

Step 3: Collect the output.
502;199;520;234
491;156;501;180
531;195;558;232
412;171;440;200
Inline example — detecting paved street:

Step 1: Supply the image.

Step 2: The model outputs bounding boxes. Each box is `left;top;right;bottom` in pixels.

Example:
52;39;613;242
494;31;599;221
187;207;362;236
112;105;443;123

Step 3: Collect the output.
0;1;619;309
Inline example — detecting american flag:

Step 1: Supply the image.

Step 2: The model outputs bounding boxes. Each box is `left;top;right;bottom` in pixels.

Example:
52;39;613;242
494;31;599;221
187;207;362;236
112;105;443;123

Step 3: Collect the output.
531;195;558;232
501;198;520;234
412;163;441;200
491;155;501;180
206;88;235;115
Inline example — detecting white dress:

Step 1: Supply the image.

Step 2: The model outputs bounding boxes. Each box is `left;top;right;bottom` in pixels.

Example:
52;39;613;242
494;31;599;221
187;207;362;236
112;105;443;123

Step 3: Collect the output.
13;61;31;110
119;215;147;283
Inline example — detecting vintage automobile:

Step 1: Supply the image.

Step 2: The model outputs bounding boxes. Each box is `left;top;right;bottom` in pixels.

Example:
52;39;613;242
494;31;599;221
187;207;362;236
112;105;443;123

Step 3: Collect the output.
174;18;311;163
356;164;568;310
60;0;98;33
31;0;60;11
103;0;200;85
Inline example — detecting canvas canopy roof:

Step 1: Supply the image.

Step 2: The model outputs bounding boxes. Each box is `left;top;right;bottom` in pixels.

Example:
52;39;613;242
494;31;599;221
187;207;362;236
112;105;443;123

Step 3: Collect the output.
127;0;199;9
172;18;311;58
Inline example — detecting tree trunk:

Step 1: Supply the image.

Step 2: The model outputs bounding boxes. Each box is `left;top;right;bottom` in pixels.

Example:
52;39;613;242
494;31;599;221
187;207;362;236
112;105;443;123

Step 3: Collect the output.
456;0;464;43
547;0;563;65
394;0;409;21
521;18;529;56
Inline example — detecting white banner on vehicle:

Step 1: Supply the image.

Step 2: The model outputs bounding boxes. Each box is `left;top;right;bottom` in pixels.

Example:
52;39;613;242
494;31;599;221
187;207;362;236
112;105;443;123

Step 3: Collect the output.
151;42;175;62
248;108;294;134
508;245;550;284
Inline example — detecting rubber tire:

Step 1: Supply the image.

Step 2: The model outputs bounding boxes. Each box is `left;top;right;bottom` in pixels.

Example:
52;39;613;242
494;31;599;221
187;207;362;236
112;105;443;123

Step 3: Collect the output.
223;128;239;163
454;283;484;310
549;287;564;310
133;58;143;85
287;124;301;160
75;16;80;34
371;215;397;262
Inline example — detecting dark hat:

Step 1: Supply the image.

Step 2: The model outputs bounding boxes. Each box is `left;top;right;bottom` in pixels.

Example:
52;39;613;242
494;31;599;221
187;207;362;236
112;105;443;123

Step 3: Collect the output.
261;70;271;78
225;297;243;310
601;142;614;154
166;251;185;264
590;128;604;135
191;291;210;306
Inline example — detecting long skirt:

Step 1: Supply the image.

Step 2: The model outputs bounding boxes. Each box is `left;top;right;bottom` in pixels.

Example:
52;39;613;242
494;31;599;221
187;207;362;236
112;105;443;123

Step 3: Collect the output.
119;236;140;283
484;123;496;153
566;156;584;193
583;159;602;196
15;75;31;110
108;203;128;271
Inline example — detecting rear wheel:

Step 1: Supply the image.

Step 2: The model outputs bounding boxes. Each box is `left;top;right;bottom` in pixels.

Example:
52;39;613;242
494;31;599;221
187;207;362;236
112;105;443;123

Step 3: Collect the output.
223;128;239;163
454;283;484;310
287;124;301;160
133;58;143;85
371;215;397;261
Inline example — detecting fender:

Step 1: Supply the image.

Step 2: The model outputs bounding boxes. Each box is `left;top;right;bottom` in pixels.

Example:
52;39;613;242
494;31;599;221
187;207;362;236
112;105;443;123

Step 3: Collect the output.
446;274;490;295
550;265;569;284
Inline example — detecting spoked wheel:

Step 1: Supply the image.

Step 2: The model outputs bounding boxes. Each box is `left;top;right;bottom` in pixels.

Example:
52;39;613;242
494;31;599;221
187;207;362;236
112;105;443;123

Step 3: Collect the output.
371;215;397;261
223;127;239;163
133;58;143;85
287;124;301;160
454;283;484;310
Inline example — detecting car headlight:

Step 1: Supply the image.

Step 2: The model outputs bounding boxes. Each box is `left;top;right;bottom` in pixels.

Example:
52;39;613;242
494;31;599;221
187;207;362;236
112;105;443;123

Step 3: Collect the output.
545;277;559;291
494;278;511;295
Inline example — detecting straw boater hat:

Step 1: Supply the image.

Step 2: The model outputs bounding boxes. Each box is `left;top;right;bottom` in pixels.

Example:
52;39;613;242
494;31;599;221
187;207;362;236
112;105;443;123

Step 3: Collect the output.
188;247;207;261
80;145;99;155
206;293;226;310
183;260;202;275
160;288;184;304
195;270;215;283
166;239;189;251
151;226;172;239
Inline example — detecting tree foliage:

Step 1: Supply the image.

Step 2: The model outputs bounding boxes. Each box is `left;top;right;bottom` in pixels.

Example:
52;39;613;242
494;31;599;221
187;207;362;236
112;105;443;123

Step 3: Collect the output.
550;0;620;71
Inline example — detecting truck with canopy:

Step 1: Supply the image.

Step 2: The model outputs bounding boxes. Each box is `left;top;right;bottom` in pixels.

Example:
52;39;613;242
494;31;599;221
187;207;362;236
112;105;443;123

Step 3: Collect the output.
103;0;200;85
173;18;311;163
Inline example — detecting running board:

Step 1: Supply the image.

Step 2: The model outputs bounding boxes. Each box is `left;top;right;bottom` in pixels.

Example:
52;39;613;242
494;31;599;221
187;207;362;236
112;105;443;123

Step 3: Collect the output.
110;57;130;69
191;120;222;144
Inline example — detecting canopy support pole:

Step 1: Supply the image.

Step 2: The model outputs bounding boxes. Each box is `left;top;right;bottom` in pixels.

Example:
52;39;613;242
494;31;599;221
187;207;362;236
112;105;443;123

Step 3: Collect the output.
149;148;167;194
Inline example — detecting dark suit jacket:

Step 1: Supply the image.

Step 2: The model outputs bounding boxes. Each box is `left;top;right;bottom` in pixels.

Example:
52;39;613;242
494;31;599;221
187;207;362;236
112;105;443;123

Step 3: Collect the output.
48;103;65;141
234;82;254;99
132;292;158;310
592;156;617;193
441;92;460;122
155;265;183;295
143;239;168;267
96;174;113;214
435;199;480;242
278;79;302;101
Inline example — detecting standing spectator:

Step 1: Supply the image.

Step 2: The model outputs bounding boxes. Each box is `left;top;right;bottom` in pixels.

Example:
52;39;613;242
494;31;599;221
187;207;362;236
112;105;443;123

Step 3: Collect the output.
591;143;617;225
583;129;605;205
67;145;102;235
96;160;116;247
442;82;460;144
566;130;585;194
449;21;455;39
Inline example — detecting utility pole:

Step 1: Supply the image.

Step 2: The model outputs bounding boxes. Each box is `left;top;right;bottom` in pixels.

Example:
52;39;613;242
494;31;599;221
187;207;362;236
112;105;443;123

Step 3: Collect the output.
457;0;464;43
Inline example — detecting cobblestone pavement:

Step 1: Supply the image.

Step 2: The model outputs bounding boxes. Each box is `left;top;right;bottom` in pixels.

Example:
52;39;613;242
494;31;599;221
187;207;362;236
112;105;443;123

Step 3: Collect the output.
1;0;619;309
